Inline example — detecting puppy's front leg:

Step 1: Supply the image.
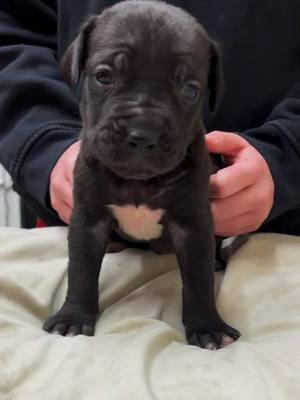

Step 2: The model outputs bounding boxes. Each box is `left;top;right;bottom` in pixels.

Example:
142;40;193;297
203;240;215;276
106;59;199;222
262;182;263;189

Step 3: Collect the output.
43;211;111;336
167;215;240;349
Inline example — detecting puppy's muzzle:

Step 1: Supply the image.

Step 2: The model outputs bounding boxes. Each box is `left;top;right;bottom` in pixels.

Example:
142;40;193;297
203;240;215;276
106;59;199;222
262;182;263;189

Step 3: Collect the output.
118;115;164;152
98;97;183;179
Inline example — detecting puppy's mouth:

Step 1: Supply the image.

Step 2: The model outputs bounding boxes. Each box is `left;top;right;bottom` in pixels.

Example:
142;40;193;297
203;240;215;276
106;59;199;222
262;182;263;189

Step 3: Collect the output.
115;170;157;180
101;155;183;181
102;151;190;183
95;116;186;180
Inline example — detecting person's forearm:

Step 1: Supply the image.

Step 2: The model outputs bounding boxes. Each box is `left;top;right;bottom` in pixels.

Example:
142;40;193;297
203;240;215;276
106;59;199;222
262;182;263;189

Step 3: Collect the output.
0;1;81;224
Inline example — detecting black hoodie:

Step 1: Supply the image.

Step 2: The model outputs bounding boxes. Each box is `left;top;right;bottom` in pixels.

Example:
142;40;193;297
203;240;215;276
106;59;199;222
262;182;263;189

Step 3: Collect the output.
0;0;300;232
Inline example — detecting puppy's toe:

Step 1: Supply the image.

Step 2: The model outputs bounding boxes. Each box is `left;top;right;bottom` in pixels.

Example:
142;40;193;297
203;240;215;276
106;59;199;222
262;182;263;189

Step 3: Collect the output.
50;322;69;336
186;322;241;350
43;303;96;337
65;324;82;337
82;324;95;336
188;332;218;349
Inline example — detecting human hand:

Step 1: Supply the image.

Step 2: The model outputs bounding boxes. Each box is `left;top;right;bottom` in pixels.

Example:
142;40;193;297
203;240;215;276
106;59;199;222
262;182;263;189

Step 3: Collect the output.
49;141;80;224
205;131;274;237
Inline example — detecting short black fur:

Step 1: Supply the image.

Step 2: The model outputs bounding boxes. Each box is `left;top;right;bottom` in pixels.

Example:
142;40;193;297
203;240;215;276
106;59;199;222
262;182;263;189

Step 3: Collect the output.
43;0;240;349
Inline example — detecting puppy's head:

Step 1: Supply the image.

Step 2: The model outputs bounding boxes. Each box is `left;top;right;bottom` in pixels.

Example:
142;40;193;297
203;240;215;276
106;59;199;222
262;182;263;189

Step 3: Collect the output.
62;0;224;180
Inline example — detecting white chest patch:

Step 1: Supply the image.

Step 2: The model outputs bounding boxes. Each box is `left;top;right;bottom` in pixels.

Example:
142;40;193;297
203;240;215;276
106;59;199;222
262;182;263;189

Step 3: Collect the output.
108;204;165;241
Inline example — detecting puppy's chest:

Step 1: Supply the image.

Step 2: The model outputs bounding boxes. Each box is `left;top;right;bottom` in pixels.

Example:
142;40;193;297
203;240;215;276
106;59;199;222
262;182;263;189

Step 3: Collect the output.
108;204;165;241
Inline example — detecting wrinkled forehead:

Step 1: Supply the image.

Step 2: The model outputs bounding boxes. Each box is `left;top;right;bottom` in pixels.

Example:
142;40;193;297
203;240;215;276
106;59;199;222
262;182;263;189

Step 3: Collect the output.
87;4;211;77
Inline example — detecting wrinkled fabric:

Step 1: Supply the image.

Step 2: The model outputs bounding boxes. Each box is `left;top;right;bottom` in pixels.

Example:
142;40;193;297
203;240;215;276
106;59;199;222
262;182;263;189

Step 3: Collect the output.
0;228;299;399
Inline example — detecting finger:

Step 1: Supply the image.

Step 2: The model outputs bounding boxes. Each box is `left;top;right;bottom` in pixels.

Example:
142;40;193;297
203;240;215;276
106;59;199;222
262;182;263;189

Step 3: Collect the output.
210;156;257;198
52;180;73;211
214;211;260;237
63;182;74;210
58;201;72;224
205;131;248;156
211;185;257;221
51;181;73;223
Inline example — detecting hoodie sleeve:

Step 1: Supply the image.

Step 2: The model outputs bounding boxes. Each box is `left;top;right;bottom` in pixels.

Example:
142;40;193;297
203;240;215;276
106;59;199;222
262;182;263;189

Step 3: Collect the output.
0;1;81;225
239;82;300;225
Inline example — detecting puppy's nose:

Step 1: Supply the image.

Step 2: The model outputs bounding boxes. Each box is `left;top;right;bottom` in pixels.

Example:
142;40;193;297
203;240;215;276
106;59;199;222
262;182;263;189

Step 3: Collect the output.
127;130;158;150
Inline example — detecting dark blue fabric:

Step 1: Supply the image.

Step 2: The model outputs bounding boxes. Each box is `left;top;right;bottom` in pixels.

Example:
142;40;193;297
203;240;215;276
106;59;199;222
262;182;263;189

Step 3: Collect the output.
0;0;300;232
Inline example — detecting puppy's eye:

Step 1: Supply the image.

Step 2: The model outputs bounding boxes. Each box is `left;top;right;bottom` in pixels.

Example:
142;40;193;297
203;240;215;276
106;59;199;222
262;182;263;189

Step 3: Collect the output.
181;81;200;101
95;66;114;85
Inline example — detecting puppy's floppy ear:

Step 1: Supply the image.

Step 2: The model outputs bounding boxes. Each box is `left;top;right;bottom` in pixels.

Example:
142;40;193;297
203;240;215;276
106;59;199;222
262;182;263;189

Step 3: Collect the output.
60;16;97;87
208;40;225;113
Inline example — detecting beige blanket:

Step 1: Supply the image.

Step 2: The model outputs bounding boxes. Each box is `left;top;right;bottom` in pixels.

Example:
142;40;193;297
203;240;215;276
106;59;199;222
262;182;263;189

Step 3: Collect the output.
0;228;299;399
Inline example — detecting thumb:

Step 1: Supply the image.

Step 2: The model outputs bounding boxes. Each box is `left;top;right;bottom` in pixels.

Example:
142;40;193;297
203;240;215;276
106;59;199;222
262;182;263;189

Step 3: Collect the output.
205;131;248;156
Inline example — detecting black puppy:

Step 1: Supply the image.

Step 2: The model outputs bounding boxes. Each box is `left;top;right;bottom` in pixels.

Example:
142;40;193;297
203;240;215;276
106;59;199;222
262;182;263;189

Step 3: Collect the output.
44;0;241;349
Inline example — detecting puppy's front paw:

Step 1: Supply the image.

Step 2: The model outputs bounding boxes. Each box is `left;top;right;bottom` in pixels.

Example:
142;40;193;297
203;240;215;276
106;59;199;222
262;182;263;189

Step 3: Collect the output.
43;302;96;337
186;321;240;350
